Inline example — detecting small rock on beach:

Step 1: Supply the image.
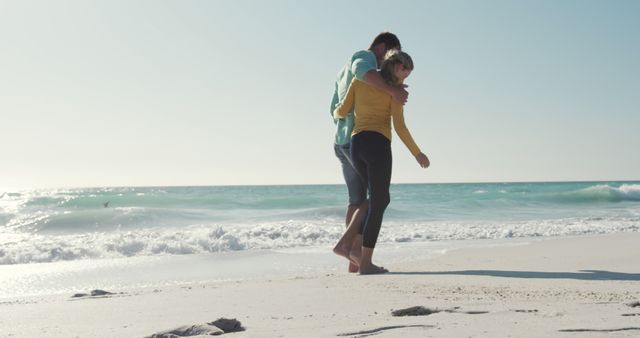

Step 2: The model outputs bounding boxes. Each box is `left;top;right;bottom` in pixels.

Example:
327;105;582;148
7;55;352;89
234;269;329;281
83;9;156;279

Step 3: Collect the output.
392;306;440;316
147;318;244;337
71;289;116;298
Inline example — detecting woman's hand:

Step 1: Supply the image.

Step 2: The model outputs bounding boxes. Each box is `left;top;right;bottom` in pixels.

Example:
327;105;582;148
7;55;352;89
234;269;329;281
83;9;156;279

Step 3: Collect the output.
415;152;430;168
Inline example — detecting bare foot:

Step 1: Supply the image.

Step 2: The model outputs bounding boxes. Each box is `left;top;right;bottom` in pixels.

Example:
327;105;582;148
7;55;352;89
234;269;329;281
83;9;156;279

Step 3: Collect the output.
333;244;359;272
348;246;361;266
359;263;388;275
348;262;359;273
333;243;350;259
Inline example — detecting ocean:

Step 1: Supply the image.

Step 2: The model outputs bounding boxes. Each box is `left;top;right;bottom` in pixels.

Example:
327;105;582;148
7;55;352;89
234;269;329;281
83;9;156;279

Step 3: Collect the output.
1;181;639;297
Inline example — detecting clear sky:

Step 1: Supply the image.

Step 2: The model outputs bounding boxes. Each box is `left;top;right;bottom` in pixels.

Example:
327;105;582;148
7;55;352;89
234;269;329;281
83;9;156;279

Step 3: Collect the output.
1;0;639;189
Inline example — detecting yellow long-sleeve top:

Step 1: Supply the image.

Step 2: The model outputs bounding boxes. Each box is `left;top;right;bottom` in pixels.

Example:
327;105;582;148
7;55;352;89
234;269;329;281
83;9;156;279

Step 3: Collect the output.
333;78;422;156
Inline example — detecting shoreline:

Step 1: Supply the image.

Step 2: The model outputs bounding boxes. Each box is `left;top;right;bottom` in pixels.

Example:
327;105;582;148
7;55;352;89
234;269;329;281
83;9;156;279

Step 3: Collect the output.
2;232;640;337
0;235;528;299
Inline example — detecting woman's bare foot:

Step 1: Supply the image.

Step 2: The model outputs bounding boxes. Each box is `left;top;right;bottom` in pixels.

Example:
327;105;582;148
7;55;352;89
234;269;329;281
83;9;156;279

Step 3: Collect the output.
359;263;389;275
348;262;359;273
333;244;359;272
349;246;361;267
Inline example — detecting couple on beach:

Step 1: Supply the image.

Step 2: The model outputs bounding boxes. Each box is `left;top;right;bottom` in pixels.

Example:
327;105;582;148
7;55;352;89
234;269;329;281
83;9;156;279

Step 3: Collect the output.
330;32;430;275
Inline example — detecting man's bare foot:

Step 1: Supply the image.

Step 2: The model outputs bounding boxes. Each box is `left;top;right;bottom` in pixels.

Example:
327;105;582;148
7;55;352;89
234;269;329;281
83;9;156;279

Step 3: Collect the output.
359;263;389;275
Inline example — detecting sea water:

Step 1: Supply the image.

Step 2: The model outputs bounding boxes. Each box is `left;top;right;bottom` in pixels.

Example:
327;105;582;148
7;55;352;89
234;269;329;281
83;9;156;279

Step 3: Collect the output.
1;182;639;297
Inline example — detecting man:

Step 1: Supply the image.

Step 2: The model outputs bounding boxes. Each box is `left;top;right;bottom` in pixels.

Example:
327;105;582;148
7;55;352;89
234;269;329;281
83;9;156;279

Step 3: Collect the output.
330;32;409;272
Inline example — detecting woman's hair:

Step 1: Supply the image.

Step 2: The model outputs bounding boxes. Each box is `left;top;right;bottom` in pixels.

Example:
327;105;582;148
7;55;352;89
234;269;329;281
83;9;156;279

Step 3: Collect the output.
380;49;414;86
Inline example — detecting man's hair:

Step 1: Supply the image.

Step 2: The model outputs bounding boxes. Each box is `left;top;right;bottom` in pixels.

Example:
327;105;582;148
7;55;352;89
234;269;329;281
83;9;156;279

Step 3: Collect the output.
369;32;401;51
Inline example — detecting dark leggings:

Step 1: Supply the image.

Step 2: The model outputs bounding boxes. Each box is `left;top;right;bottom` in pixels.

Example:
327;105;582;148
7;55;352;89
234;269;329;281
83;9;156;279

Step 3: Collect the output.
350;131;392;249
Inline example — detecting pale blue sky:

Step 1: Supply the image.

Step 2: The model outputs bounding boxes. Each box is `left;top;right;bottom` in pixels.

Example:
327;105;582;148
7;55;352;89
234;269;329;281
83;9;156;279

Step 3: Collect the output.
1;0;638;189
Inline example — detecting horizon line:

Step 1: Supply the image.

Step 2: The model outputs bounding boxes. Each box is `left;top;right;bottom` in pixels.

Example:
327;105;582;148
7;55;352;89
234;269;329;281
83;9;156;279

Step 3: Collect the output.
2;179;639;191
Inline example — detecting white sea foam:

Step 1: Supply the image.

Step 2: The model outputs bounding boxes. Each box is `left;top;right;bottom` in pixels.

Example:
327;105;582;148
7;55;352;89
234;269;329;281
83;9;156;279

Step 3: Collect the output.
1;216;638;265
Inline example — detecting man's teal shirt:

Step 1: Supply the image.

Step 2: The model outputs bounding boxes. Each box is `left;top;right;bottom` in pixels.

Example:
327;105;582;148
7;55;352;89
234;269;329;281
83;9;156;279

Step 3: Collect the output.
330;50;377;145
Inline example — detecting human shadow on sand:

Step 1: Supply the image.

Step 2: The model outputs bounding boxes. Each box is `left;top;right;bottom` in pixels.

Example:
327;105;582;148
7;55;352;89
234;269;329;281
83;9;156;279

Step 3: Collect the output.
388;270;640;281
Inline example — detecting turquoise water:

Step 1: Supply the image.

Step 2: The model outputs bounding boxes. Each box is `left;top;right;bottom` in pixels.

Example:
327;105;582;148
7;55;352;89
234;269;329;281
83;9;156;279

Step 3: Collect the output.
1;181;639;265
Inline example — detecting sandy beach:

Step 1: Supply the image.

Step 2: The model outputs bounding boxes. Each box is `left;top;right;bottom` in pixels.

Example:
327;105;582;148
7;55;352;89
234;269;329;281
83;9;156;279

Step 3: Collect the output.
2;232;639;337
2;1;639;337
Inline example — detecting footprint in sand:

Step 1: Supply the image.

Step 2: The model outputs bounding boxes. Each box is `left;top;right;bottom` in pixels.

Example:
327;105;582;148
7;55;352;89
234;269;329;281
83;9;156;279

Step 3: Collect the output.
559;327;640;333
513;309;539;313
337;324;434;337
391;305;489;317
